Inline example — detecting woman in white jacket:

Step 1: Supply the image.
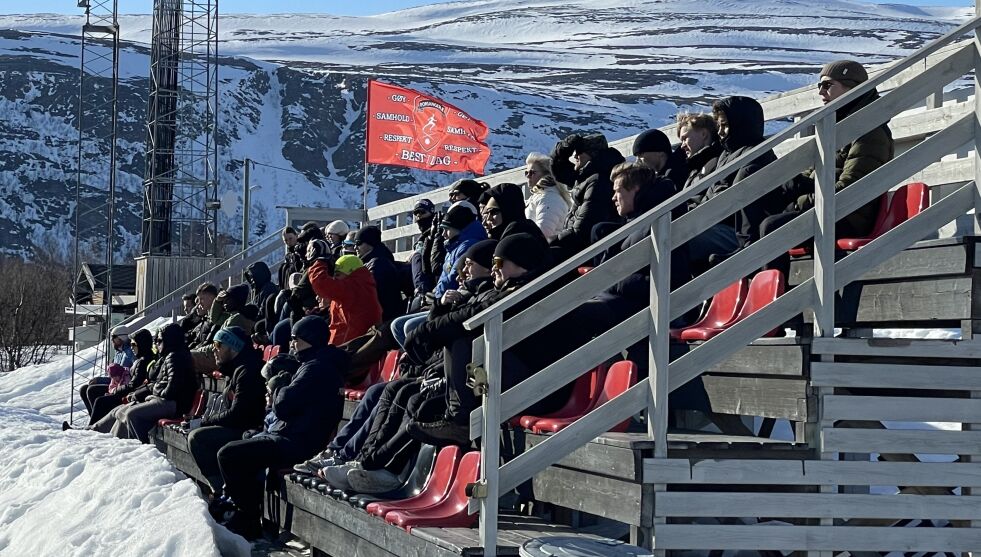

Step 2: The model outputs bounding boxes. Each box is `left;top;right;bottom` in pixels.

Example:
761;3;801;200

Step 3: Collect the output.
523;152;572;241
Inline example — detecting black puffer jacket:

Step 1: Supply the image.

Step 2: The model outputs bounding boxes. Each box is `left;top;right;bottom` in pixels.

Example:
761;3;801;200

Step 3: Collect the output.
150;323;198;414
362;244;405;322
268;345;348;455
202;346;266;429
550;141;626;250
698;96;783;245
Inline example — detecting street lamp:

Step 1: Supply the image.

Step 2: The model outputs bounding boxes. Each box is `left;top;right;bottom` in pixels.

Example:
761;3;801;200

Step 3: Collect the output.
242;158;262;254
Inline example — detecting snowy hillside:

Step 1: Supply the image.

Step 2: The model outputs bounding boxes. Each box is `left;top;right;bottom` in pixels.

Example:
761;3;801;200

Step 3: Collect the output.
0;0;968;259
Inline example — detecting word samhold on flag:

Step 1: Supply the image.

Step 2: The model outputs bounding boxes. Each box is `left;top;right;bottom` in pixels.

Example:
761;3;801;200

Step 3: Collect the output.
366;80;491;174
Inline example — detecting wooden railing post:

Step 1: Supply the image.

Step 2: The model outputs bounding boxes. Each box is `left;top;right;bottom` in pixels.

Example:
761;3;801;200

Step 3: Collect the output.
975;5;981;238
812;114;837;336
478;315;503;557
648;214;671;554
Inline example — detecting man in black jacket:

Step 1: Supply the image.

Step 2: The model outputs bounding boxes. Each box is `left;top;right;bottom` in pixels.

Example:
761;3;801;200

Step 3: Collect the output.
187;326;266;493
548;133;626;262
354;226;406;321
481;183;548;247
216;316;348;539
245;261;278;318
633;128;688;190
107;323;197;443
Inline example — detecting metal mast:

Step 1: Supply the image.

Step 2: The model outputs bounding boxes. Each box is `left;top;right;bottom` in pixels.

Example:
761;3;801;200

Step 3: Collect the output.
69;0;120;424
142;0;219;257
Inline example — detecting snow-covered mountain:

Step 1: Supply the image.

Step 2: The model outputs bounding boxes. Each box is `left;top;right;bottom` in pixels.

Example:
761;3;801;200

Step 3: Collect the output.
0;0;968;259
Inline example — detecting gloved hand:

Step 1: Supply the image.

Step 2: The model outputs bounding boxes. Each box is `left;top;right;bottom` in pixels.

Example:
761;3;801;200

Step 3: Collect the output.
266;370;292;393
306;239;330;262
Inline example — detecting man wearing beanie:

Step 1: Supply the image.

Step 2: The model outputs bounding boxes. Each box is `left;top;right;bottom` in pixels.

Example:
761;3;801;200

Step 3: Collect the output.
408;198;446;311
78;324;137;418
408;233;590;446
216;315;348;539
447;178;486;209
759;59;893;275
632;128;688;190
323;220;350;258
187;326;266;498
351;226;405;322
548;131;625;261
306;248;383;346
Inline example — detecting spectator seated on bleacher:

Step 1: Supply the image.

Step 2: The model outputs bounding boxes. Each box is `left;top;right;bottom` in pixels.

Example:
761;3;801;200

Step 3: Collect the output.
524;152;572;242
407;199;446;313
482;183;548;247
191;284;253;373
277;226;301;292
760;60;894;275
178;293;202;340
548;132;625;263
77;325;135;419
353;226;407;323
447;178;488;211
245;261;278;321
187;326;267;496
307;249;383;347
408;234;593;447
215;316;347;540
186;283;219;349
88;323;197;443
323;220;350;259
632;127;688;189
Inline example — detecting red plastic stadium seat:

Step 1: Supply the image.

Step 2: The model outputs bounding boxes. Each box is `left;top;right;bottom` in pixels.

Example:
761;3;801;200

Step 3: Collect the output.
670;279;748;340
367;445;461;517
788;182;930;256
210;370;222;379
157;389;205;427
385;450;481;531
512;365;607;430
263;345;281;362
380;350;401;382
531;361;637;434
837;182;929;250
679;270;785;341
577;266;594;276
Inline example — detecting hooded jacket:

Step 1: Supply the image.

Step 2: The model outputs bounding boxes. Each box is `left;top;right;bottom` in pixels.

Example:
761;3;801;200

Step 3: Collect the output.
550;141;626;250
360;244;405;322
486;184;549;247
698;96;783;245
246;261;279;313
660;146;690;194
267;344;348;455
525;176;571;240
434;219;487;297
150;323;198;414
116;329;157;397
797;88;894;236
307;260;383;346
202;345;266;430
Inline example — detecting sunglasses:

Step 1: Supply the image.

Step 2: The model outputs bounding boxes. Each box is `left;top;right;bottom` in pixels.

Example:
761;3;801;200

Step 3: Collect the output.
484;208;502;217
817;80;836;91
448;191;465;200
524;169;540;177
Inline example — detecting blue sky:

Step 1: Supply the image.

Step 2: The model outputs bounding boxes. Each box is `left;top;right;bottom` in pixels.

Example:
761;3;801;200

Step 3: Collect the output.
0;0;972;16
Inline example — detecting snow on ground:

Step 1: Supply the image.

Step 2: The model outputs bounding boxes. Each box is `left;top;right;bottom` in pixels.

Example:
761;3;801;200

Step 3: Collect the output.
0;317;250;557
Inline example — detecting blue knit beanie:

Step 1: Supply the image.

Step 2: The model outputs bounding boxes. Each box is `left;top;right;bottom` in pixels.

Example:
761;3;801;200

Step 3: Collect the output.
214;326;249;353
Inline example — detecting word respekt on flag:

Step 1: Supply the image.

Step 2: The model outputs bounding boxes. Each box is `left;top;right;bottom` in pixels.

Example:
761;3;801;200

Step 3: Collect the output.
366;80;491;175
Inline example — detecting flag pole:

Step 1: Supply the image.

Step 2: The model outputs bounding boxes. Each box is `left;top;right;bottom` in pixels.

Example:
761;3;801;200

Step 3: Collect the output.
362;79;372;226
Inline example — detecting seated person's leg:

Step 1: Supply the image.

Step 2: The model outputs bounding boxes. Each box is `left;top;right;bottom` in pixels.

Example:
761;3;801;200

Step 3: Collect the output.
188;425;247;493
359;380;423;470
390;311;427;349
91;402;127;434
124;397;178;443
686;223;739;267
328;380;388;455
88;392;125;426
759;211;799;276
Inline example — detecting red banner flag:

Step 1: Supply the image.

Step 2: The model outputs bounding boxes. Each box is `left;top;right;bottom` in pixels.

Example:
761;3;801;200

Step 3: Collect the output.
365;80;491;175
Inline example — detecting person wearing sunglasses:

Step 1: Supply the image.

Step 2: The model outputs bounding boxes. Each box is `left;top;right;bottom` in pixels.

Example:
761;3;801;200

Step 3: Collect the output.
215;315;347;540
481;183;548;250
757;59;893;277
523;152;572;241
407;198;445;313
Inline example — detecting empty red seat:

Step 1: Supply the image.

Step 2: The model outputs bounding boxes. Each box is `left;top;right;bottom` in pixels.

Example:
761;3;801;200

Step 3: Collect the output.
789;182;930;256
670;279;748;340
531;361;638;435
384;450;481;531
679;270;785;341
512;364;607;430
367;445;461;517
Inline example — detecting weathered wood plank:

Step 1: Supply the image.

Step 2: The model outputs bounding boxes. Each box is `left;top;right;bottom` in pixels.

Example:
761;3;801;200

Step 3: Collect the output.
658;492;981;520
788;242;971;286
653;524;981;551
531;466;644;526
834;276;975;324
701;343;808;377
522;432;642;481
824;394;981;422
702;375;808;421
812;362;981;389
823;428;981;454
291;506;402;557
644;458;981;486
811;337;981;358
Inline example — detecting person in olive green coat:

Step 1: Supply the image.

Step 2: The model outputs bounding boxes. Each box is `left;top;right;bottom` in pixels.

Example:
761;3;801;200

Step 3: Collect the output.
760;60;894;273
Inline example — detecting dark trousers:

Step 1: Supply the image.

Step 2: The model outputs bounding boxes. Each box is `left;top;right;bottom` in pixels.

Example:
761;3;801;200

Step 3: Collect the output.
188;425;248;492
217;435;308;522
359;378;421;469
89;392;125;425
327;380;388;460
80;378;110;415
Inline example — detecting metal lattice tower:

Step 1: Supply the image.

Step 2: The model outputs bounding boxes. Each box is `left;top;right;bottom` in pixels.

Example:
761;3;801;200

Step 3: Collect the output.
142;0;219;257
69;0;120;424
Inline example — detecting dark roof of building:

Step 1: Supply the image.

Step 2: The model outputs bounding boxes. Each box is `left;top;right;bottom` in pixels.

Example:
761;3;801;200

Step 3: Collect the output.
77;264;137;293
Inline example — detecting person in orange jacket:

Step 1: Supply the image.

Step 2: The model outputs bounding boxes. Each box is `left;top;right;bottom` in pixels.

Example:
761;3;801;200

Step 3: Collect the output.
306;241;383;346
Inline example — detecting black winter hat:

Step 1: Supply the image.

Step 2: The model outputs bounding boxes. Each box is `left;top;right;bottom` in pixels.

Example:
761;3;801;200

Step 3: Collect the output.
463;239;498;270
220;283;251;311
486;183;525;223
291;315;330;347
296;224;325;244
820;60;868;88
440;203;477;232
576;133;609;156
262;353;301;380
448;179;484;201
355;226;382;247
632;129;672;156
494;233;546;272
